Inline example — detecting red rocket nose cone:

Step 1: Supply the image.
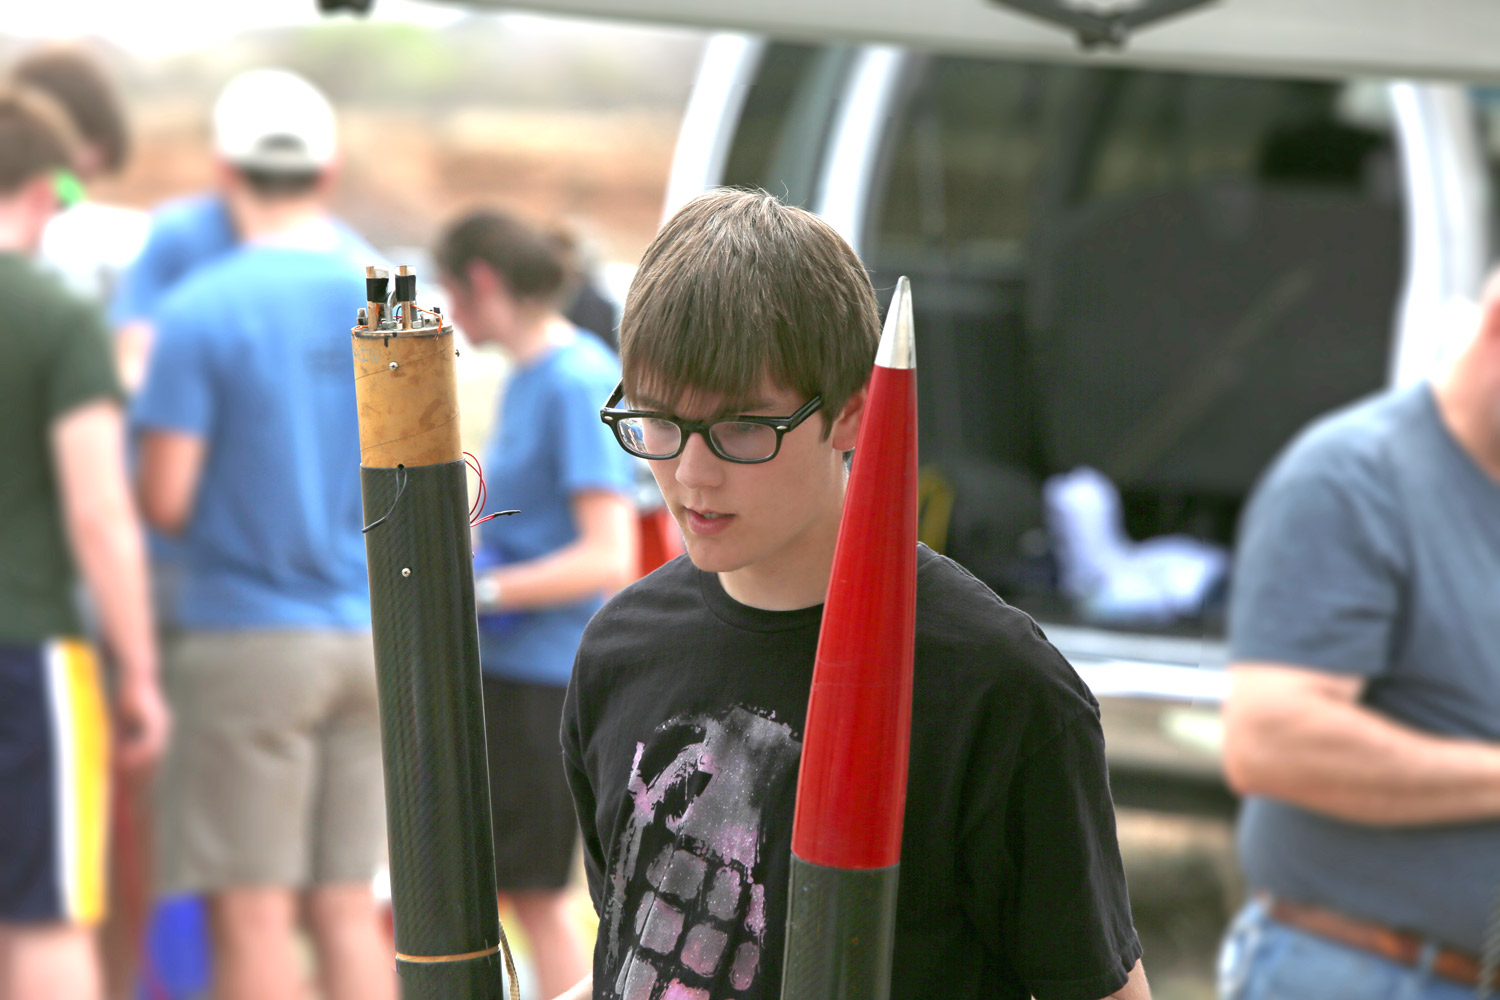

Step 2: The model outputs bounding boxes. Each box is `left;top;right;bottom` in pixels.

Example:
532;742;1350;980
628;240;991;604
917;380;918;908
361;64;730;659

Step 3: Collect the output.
875;276;915;370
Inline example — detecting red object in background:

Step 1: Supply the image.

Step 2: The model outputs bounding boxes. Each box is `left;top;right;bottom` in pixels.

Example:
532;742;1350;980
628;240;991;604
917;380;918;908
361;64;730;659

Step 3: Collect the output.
791;278;918;871
637;504;684;578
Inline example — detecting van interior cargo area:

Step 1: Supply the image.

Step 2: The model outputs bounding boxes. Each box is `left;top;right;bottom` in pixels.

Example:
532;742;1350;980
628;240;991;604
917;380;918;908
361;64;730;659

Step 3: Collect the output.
727;48;1404;635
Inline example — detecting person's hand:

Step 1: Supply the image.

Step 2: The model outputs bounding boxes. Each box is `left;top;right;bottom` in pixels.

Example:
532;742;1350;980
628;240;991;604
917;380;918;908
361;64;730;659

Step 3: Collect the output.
115;674;171;774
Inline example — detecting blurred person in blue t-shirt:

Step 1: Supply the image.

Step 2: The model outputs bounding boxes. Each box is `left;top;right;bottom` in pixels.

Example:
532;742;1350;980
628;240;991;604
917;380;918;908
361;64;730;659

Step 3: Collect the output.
435;208;637;999
132;68;394;1000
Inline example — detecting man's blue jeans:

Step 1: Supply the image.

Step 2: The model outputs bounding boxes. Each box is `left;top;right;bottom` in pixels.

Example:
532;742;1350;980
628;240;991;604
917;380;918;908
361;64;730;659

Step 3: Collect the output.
1218;898;1481;1000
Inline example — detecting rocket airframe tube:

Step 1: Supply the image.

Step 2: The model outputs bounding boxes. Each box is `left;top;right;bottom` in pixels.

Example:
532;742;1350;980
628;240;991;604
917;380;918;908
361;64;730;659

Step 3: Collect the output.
783;277;919;1000
352;268;508;1000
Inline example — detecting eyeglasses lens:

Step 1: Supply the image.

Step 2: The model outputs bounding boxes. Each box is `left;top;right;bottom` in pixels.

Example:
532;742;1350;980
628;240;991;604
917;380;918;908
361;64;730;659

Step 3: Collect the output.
709;421;776;461
615;417;776;462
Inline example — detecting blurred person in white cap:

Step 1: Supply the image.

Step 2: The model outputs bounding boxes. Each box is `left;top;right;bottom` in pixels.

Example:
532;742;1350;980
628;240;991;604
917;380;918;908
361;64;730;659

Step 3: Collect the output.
129;68;394;1000
111;67;363;394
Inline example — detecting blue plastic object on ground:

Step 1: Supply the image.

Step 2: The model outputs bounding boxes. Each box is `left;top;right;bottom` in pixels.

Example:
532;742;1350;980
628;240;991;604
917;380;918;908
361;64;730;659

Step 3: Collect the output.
137;897;212;1000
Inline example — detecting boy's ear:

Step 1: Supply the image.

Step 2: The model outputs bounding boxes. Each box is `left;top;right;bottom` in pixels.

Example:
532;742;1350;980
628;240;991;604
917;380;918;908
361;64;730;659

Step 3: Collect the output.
828;384;867;452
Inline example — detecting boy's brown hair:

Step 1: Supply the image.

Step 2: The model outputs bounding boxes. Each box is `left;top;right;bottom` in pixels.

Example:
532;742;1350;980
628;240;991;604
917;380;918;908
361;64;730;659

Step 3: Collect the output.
12;46;129;175
620;189;881;431
436;207;571;306
0;86;79;196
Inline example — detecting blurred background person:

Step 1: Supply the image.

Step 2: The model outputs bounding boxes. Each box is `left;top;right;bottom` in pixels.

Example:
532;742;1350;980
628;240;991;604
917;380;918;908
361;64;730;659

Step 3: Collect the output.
0;85;167;1000
6;45;159;999
546;217;618;353
435;207;637;999
131;68;392;1000
1218;273;1500;999
10;44;146;308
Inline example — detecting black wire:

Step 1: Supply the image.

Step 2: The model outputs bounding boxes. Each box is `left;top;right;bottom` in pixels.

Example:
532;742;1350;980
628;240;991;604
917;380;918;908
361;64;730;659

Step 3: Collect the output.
362;465;407;534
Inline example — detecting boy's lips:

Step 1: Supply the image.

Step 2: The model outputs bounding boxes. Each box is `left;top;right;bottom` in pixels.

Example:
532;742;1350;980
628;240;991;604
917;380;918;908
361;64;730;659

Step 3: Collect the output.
683;506;734;536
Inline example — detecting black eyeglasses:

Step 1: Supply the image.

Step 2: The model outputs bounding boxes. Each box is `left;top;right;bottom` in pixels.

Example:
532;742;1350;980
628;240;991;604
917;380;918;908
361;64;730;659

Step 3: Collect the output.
599;381;823;464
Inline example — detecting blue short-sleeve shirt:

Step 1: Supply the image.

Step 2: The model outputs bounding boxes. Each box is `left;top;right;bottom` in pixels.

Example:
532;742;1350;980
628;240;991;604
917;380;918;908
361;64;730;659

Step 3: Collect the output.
476;331;636;685
1230;384;1500;953
110;195;236;328
132;221;376;630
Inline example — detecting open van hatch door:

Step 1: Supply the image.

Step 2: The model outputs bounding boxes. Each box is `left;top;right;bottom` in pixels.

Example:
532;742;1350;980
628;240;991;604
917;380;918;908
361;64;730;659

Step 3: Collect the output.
430;0;1500;83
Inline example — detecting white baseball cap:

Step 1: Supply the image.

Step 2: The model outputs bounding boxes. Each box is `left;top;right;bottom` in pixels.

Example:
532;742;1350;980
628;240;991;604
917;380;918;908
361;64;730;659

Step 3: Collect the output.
213;68;337;172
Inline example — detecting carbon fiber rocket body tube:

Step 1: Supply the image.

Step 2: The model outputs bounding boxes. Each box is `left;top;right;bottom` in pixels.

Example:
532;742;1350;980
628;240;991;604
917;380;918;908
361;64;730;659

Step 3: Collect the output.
783;860;900;999
783;277;918;1000
352;274;506;1000
362;463;503;997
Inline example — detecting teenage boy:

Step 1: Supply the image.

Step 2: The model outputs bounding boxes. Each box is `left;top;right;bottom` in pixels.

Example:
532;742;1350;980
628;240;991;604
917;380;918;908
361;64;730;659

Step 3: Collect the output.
560;189;1148;1000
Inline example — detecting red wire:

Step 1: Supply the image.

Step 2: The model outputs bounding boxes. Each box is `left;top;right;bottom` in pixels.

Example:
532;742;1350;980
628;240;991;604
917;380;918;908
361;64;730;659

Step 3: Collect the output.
464;452;487;526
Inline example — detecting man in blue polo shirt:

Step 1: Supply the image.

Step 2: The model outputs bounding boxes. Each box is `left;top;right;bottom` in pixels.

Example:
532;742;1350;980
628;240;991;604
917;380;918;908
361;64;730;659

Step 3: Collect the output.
133;69;394;1000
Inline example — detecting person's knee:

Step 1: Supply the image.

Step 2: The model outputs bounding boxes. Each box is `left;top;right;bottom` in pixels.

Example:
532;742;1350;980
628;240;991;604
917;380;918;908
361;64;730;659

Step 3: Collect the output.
305;882;379;942
0;922;100;1000
210;889;298;949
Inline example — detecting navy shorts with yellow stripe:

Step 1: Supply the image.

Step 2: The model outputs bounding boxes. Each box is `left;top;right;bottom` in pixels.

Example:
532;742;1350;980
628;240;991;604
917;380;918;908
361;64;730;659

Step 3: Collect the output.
0;638;110;925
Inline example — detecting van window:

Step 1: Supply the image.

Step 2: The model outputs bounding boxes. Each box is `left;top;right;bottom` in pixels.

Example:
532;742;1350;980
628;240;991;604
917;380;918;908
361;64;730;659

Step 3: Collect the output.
1071;73;1397;208
1471;85;1500;258
871;57;1076;264
860;57;1401;632
721;43;856;206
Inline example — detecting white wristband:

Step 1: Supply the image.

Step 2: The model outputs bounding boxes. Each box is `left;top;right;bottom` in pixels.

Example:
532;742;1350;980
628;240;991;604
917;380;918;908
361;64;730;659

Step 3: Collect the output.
475;574;502;610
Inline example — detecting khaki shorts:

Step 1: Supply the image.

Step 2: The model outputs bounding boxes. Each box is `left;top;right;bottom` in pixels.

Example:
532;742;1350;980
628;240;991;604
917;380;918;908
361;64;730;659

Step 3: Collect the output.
154;630;386;895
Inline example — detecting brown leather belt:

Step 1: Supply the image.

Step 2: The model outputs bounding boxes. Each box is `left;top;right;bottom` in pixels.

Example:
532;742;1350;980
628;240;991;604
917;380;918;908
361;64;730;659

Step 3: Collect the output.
1267;896;1493;989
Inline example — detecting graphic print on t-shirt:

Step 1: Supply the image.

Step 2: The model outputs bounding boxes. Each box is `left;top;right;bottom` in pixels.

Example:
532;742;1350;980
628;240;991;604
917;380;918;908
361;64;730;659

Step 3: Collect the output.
601;705;800;1000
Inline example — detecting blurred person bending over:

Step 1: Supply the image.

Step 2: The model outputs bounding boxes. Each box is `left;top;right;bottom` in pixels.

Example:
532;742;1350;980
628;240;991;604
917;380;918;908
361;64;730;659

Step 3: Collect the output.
0;87;167;1000
10;44;147;307
436;208;638;999
131;69;393;1000
1219;273;1500;999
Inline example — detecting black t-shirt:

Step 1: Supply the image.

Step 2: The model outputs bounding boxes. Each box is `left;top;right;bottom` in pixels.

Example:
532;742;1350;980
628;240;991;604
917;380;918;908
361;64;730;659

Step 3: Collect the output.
563;546;1141;1000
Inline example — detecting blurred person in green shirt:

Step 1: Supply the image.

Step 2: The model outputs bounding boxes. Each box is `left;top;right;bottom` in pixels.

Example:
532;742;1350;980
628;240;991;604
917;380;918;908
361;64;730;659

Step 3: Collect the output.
0;85;167;1000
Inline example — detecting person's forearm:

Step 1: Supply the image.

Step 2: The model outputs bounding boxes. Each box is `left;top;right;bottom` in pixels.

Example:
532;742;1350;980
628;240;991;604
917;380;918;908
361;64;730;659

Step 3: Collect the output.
1224;693;1500;825
68;501;157;684
483;539;634;610
55;405;158;684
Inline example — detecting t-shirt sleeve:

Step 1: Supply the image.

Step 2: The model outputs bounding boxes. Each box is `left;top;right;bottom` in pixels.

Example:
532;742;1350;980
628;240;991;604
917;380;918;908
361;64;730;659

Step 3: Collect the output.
46;297;122;420
132;291;216;436
555;363;635;499
1228;446;1405;677
982;711;1141;1000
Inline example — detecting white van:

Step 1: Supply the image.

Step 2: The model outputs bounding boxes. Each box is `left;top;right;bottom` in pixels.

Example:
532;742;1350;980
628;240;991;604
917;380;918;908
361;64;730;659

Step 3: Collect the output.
439;0;1500;816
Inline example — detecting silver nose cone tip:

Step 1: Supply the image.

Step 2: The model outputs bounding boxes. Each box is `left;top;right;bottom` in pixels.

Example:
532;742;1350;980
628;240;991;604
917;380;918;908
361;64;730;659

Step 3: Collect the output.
874;276;916;370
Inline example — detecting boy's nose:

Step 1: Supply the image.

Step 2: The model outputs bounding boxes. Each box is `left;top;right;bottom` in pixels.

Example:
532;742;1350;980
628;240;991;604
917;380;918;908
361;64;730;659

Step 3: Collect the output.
674;430;724;490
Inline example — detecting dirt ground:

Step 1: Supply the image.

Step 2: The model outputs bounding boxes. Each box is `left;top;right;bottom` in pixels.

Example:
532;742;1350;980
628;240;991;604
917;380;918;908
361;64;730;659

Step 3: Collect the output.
1118;810;1239;1000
